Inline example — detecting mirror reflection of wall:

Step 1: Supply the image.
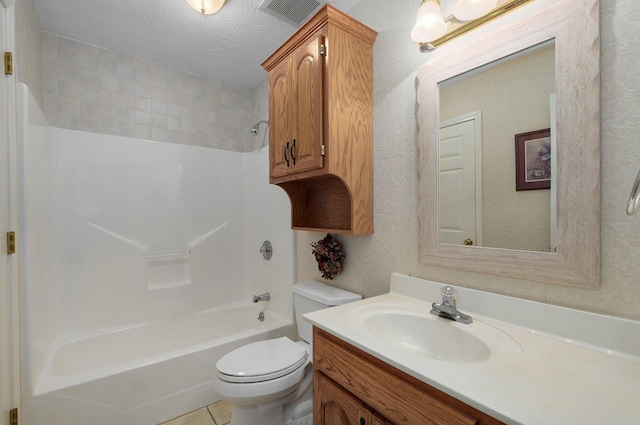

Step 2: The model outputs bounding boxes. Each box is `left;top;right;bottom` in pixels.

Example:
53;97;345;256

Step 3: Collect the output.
438;40;555;252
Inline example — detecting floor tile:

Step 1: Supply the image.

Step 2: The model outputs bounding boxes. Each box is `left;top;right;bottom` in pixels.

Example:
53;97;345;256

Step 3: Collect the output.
208;400;233;425
158;407;215;425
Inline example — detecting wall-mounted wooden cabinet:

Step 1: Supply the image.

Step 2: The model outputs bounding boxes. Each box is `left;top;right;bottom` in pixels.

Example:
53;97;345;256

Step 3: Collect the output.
262;5;376;235
313;328;506;425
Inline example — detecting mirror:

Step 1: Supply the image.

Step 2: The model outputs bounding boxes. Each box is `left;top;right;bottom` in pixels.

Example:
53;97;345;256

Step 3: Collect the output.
417;0;601;288
438;40;556;252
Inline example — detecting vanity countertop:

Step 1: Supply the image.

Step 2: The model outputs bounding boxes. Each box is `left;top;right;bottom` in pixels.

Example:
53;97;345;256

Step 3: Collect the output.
303;273;640;425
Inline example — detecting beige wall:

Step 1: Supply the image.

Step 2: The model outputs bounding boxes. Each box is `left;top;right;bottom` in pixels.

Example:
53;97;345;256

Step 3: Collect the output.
42;33;258;152
440;45;555;252
15;0;43;107
294;0;640;321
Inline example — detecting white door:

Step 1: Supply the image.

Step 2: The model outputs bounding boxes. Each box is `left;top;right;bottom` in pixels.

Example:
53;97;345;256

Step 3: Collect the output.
0;0;19;423
438;112;483;246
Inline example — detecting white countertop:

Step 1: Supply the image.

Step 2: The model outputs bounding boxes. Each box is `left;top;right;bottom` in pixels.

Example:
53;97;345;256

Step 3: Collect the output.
303;273;640;425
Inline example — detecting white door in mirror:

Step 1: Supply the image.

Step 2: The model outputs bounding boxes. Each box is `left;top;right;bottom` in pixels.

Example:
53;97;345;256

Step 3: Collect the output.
439;114;482;246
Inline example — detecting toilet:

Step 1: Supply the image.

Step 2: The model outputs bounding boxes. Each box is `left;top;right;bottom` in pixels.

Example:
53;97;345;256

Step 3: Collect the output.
215;281;362;425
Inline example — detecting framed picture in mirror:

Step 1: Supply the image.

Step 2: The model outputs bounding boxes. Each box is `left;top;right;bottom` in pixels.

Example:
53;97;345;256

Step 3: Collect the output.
515;128;551;191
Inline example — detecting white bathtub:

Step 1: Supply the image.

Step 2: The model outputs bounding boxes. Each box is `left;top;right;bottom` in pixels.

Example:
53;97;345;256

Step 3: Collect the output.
22;303;295;425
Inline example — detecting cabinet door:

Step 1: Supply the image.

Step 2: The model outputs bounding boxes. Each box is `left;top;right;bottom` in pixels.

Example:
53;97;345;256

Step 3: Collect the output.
372;414;392;425
291;34;324;175
316;373;372;425
269;58;295;179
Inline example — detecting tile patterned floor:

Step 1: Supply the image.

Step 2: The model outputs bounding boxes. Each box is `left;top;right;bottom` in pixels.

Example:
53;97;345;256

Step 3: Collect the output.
159;400;233;425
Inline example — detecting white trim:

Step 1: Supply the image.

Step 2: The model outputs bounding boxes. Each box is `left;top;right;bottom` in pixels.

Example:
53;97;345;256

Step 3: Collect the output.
1;0;20;422
549;93;557;252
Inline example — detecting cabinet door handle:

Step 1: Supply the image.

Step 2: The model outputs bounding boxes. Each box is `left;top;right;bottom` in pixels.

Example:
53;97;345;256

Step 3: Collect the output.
291;139;296;165
284;141;290;167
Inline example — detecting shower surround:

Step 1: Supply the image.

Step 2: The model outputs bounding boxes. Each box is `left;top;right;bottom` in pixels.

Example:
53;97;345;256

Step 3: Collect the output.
17;83;296;425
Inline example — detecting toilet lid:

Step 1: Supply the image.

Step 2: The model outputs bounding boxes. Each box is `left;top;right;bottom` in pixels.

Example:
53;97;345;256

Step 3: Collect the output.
216;337;309;383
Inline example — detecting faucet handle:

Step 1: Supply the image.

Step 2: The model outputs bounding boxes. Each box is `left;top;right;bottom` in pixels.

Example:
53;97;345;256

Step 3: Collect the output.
441;286;457;307
441;286;456;297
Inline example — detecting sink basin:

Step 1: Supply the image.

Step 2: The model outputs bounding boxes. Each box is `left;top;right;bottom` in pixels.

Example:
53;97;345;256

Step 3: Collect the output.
364;312;490;362
352;303;522;363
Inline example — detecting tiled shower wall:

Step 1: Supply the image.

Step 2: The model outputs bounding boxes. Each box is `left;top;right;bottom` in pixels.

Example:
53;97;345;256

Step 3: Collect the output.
15;0;43;107
42;32;257;152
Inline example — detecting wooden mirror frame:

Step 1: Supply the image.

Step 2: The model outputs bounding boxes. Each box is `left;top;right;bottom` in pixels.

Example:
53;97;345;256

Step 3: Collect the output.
416;0;600;288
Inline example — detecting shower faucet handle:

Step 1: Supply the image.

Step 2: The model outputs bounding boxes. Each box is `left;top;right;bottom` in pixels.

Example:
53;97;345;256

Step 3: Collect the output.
259;240;273;260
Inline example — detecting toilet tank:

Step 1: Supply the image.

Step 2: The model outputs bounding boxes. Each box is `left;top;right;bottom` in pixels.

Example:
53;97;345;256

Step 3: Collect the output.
293;281;361;343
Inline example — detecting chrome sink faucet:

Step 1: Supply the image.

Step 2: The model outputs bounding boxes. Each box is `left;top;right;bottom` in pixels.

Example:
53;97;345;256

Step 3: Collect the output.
253;293;270;303
430;286;473;324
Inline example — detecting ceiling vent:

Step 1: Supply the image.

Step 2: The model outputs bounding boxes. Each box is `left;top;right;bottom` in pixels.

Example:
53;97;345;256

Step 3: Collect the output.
258;0;327;27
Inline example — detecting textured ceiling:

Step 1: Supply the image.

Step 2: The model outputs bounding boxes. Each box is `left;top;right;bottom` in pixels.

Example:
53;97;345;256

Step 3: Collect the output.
33;0;364;88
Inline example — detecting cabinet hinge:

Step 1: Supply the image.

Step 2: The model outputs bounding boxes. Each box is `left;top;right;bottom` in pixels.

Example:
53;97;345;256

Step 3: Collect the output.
319;44;326;57
321;145;325;156
7;231;16;254
5;51;13;75
10;408;18;425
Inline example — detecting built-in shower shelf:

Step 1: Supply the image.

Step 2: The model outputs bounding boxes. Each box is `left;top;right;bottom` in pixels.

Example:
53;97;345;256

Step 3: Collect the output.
148;251;191;262
148;280;192;291
148;250;192;290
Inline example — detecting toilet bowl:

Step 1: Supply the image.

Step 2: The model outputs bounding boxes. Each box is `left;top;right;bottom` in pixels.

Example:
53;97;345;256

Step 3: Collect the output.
215;281;361;425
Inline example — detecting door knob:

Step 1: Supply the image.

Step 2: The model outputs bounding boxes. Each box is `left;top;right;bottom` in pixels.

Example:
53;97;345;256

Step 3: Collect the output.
464;238;474;246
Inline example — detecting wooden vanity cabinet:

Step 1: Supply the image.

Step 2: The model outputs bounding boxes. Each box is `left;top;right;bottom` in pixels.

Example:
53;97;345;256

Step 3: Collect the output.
261;5;376;234
316;372;391;425
313;327;506;425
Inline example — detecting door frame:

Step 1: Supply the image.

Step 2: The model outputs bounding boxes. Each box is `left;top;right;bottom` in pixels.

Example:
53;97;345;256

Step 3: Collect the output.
0;0;20;423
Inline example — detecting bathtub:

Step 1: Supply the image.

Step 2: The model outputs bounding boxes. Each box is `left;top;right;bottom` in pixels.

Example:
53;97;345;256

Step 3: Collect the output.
22;303;295;425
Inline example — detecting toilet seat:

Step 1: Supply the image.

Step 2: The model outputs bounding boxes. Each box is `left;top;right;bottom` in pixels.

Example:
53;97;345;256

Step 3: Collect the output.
216;337;309;384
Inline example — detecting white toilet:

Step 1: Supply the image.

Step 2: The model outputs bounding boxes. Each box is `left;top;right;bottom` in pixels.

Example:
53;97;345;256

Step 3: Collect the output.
215;281;361;425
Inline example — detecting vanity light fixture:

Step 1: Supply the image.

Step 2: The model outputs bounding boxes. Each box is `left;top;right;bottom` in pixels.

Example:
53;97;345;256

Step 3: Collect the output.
411;0;448;44
453;0;499;20
412;0;534;52
185;0;226;15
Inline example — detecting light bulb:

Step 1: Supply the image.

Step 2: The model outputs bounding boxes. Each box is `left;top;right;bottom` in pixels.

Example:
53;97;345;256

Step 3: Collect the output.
453;0;499;21
411;0;448;43
185;0;226;15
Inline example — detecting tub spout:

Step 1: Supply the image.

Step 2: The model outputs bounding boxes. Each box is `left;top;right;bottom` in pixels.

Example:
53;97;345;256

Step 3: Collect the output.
253;293;270;303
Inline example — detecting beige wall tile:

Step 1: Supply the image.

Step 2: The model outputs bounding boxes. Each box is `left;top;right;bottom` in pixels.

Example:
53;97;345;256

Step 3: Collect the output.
42;34;256;151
